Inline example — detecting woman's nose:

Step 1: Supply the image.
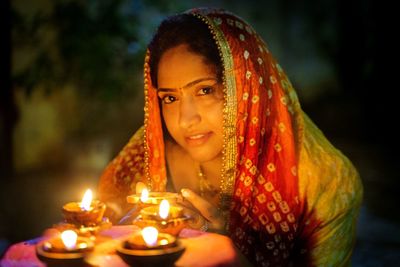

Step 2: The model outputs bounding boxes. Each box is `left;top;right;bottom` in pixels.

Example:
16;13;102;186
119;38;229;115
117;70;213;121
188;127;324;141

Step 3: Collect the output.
179;96;201;129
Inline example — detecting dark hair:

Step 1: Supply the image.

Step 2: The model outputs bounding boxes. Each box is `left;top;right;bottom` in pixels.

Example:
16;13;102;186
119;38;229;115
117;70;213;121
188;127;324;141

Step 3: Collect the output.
148;14;222;88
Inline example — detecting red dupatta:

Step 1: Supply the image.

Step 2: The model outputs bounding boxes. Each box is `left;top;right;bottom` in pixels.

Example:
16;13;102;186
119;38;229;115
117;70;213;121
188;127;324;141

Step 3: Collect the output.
143;8;306;266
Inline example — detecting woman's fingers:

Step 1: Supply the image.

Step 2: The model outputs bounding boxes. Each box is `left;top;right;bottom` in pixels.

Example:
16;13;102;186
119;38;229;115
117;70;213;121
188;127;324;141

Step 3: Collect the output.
181;188;213;213
181;188;224;230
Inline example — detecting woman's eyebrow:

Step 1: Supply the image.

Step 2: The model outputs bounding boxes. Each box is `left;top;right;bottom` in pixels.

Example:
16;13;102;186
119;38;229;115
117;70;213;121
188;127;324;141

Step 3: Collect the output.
157;77;217;92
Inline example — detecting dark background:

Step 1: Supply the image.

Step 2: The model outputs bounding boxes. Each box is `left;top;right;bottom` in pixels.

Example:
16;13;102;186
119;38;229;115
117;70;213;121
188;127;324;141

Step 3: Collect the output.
1;0;399;265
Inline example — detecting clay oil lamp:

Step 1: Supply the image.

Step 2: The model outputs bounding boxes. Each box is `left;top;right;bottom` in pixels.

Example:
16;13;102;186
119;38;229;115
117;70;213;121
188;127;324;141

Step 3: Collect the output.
36;230;94;267
133;199;191;236
62;189;106;228
117;226;185;267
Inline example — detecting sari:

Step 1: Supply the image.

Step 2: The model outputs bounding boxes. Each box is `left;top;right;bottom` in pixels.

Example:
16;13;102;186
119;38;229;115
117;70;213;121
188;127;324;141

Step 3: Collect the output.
98;8;363;266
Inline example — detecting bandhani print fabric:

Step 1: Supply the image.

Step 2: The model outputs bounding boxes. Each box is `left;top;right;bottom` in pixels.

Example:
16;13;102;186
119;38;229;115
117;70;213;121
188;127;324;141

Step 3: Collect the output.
98;8;363;267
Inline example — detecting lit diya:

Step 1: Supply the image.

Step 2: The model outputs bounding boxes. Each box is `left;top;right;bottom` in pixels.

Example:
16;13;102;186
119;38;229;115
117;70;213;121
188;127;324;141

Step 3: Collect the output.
133;199;191;236
36;230;94;267
117;226;185;267
62;189;106;227
126;188;180;205
141;199;184;220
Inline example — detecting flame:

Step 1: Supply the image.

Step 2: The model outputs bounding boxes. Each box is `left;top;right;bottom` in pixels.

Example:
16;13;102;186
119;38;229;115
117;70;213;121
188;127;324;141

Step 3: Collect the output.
140;188;149;203
80;189;93;211
142;226;158;247
159;199;170;220
61;230;77;250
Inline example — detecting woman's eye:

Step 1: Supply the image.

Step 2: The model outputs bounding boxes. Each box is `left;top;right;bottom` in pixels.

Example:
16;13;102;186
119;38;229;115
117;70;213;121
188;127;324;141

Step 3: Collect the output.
161;95;177;104
198;87;213;95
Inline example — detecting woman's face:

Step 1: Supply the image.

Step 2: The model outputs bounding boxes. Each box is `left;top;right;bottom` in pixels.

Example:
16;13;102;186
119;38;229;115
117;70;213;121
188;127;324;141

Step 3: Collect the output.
157;44;224;163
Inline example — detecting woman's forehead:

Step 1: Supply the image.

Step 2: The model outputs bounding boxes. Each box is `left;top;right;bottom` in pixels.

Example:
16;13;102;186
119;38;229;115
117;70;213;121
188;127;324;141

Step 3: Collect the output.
157;44;218;89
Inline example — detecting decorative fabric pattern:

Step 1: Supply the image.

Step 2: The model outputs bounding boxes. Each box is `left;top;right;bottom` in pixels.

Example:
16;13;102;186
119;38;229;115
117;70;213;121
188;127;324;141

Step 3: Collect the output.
191;9;302;266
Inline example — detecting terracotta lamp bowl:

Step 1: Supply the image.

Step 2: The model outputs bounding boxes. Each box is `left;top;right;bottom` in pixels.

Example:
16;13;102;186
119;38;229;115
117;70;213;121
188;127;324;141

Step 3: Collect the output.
35;237;94;267
116;233;185;267
62;200;106;227
132;215;191;236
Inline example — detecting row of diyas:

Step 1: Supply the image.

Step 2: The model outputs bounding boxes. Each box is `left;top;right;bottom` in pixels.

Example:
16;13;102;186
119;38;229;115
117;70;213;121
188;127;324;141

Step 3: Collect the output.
35;187;187;267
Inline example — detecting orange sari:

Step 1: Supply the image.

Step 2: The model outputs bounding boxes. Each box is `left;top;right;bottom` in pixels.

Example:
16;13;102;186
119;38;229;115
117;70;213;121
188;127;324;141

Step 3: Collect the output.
98;8;363;266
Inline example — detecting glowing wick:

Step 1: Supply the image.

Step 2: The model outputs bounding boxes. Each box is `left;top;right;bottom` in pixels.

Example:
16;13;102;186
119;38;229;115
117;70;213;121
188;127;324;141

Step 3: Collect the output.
159;199;170;220
80;189;93;211
140;188;149;203
61;230;78;250
141;226;158;247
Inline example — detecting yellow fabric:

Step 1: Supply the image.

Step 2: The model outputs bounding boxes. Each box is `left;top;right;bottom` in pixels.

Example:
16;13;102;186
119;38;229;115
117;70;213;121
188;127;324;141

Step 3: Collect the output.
298;112;363;265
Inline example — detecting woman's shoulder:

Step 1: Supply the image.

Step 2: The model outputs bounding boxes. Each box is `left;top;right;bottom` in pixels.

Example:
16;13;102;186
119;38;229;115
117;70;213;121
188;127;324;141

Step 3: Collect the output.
112;125;146;173
98;126;147;195
110;126;146;162
125;126;145;150
295;112;363;266
297;112;363;213
97;126;147;222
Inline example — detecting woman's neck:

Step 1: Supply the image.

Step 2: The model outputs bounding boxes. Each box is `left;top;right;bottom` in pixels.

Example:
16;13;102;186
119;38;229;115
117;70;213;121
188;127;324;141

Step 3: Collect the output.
199;156;222;184
165;139;222;193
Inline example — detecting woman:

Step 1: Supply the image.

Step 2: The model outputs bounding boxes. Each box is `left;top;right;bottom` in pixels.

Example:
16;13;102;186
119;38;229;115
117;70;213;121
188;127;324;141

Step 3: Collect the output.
98;8;363;266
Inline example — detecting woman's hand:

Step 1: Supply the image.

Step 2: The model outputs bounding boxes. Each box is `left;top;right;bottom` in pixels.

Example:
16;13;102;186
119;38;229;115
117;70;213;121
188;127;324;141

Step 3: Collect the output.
180;188;225;232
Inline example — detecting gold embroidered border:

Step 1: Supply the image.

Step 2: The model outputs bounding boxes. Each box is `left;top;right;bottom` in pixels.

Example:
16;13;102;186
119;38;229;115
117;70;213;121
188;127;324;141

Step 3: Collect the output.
192;13;238;228
143;50;153;190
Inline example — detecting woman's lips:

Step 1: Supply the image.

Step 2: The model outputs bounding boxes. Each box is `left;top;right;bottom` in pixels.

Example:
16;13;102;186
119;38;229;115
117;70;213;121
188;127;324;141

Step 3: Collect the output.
185;132;212;146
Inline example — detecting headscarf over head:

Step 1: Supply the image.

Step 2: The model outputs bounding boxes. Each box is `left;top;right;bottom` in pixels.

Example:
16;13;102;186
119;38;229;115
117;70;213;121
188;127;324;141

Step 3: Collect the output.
143;8;304;265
